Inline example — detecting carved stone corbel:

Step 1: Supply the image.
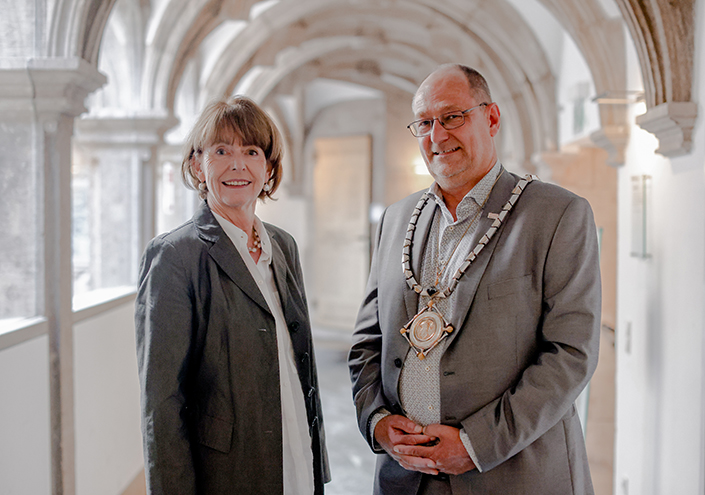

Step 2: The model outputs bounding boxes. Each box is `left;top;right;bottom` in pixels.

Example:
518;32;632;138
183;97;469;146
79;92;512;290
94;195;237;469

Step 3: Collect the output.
590;125;631;167
635;102;698;158
615;0;697;158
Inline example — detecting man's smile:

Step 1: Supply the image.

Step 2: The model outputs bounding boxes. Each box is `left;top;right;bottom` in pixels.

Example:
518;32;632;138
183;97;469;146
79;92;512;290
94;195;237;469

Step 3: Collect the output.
432;147;460;156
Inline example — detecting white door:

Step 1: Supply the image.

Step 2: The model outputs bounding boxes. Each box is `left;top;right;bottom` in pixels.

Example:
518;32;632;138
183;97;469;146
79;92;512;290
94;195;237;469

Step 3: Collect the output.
312;135;372;331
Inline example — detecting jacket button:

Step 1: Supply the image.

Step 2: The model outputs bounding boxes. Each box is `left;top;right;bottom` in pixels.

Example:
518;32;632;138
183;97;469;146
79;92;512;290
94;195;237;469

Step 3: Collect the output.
394;358;403;368
289;322;300;332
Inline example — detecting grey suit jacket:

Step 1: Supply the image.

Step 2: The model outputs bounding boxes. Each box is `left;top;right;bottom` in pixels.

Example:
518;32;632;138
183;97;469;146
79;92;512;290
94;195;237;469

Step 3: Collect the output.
135;202;330;494
349;169;601;495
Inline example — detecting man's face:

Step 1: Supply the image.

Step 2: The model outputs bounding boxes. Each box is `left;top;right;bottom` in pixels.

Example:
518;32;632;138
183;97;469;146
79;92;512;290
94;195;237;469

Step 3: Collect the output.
412;68;500;193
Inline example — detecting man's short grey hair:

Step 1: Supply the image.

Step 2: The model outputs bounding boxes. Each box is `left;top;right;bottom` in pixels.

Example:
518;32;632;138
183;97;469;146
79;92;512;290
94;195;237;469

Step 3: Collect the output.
454;64;492;102
413;64;493;110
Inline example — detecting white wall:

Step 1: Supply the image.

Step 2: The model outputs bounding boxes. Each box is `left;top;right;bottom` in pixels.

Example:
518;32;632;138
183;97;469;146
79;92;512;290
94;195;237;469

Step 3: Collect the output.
74;302;143;495
0;335;51;495
0;303;143;495
614;6;705;494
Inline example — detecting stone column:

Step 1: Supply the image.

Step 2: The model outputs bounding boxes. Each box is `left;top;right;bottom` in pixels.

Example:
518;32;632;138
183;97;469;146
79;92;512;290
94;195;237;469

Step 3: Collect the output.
0;56;105;495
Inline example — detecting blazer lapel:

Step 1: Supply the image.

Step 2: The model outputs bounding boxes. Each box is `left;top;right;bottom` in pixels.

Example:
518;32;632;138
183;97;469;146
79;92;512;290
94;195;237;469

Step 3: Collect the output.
403;194;436;322
194;203;271;315
267;228;293;314
446;170;519;339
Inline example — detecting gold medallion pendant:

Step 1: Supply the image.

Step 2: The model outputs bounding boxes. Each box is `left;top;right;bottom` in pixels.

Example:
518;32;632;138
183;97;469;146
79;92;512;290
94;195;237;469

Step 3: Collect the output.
400;303;453;360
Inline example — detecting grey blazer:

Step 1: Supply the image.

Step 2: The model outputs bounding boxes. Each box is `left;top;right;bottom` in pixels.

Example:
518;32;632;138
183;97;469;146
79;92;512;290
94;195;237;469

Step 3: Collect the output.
349;169;601;495
135;202;330;494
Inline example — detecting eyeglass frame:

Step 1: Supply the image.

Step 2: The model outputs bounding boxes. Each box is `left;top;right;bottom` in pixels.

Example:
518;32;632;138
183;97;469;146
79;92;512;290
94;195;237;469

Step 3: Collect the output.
406;103;490;137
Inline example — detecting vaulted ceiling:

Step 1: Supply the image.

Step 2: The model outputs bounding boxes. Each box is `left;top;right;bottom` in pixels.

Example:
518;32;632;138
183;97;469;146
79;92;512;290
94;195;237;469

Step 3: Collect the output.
78;0;696;164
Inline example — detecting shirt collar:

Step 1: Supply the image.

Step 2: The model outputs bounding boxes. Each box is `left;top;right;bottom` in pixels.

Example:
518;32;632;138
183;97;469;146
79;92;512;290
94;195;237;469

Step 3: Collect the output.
211;211;272;265
427;160;502;224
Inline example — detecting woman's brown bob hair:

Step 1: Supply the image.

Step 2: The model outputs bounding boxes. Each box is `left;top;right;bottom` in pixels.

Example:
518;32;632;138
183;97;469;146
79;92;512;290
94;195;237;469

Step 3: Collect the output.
181;96;284;201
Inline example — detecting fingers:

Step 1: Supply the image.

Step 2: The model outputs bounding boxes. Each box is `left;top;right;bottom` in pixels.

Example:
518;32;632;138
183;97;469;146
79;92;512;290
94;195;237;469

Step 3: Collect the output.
386;415;424;435
376;415;429;453
389;431;435;445
394;444;434;458
422;423;453;438
410;424;477;475
394;453;438;475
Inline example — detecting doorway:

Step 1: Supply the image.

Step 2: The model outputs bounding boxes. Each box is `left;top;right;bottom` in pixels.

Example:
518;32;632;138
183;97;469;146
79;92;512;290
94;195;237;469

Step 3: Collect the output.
311;135;372;333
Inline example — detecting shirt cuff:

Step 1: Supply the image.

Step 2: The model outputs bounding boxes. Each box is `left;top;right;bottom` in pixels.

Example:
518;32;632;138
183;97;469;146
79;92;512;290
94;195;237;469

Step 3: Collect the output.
369;409;391;453
459;428;483;473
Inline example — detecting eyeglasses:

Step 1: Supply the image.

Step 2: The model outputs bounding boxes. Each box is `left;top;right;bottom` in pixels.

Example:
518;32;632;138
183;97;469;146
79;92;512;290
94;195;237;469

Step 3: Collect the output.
407;103;489;137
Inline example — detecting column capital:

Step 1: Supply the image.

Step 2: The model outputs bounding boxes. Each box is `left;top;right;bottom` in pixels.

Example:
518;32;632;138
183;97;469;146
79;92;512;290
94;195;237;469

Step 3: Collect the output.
74;114;180;147
0;57;106;118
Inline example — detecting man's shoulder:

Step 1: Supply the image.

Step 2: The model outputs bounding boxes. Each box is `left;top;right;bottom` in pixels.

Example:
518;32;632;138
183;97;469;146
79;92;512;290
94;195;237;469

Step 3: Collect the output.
386;189;428;215
513;173;588;209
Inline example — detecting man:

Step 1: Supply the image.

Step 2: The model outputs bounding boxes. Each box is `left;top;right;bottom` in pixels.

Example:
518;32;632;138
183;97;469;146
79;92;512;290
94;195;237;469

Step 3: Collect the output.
348;64;601;494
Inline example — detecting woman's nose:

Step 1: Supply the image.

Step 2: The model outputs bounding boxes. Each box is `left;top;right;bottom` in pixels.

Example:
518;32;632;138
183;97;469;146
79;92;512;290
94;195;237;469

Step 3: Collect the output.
230;156;244;170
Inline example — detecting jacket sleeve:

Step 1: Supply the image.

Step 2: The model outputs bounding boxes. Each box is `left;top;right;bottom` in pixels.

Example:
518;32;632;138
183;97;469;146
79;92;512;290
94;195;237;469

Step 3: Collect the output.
135;236;197;494
348;210;390;447
461;195;602;471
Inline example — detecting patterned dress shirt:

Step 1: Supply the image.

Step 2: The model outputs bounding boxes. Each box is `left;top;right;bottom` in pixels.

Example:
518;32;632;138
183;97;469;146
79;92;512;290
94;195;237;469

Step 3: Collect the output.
372;161;502;471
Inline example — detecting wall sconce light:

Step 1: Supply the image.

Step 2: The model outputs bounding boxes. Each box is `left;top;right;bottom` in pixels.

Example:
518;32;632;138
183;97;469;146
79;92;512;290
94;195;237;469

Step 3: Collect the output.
630;174;652;258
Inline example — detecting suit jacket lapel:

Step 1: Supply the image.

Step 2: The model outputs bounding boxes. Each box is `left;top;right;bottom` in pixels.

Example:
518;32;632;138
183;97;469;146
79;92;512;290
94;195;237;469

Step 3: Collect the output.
194;203;271;315
447;170;518;339
403;194;436;322
267;228;292;314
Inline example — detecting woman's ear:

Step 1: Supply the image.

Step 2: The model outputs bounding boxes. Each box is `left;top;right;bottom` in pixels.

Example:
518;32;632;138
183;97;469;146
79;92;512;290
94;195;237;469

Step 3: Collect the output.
192;154;205;182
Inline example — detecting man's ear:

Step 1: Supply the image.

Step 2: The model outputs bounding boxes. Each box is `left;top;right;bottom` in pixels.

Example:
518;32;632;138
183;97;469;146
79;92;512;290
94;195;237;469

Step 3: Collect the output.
487;103;501;137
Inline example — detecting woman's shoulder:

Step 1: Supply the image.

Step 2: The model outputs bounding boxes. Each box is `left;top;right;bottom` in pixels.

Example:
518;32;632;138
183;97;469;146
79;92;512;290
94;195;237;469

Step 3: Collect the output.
263;222;295;244
151;218;200;247
262;222;301;263
142;218;209;267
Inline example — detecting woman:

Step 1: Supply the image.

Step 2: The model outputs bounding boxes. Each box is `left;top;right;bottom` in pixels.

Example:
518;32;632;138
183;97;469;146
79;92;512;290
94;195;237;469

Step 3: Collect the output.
135;96;329;494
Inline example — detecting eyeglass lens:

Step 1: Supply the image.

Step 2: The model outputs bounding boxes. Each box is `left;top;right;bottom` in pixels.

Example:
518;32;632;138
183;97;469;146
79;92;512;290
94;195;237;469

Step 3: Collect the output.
409;104;487;137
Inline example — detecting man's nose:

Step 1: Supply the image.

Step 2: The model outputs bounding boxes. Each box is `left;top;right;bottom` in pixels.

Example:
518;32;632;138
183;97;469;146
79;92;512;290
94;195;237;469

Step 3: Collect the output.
429;119;449;143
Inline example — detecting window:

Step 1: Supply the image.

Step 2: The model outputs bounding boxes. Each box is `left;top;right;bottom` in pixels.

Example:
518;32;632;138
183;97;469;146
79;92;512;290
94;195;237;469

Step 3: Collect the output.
0;118;40;325
71;140;141;307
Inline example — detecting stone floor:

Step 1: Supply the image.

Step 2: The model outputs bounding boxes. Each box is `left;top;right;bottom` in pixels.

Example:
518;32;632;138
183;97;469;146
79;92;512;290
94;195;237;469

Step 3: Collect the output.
313;337;377;495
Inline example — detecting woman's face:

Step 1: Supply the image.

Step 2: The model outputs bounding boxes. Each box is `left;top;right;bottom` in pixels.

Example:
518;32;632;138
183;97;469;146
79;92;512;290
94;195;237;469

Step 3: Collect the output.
193;135;272;217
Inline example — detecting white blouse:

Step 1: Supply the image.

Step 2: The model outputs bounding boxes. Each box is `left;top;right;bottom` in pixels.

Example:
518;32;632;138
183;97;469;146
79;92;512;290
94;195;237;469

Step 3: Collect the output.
213;212;314;494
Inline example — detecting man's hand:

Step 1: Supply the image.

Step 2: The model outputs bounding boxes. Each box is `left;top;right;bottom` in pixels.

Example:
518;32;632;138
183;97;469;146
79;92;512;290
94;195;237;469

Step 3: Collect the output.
393;424;476;475
374;415;439;475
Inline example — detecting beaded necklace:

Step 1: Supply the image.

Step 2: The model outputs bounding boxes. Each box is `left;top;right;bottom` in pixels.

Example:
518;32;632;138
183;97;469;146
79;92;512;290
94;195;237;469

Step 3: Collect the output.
248;226;261;253
400;174;538;359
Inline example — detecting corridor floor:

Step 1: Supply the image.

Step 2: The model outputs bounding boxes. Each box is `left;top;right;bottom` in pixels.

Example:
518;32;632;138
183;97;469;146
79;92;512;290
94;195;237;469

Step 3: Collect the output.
314;337;377;495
